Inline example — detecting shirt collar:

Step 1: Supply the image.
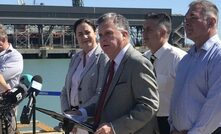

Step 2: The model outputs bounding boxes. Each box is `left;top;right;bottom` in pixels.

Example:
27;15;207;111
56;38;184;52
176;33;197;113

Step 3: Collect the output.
82;46;97;59
0;43;13;56
201;34;220;51
153;42;171;60
114;43;130;68
189;34;220;55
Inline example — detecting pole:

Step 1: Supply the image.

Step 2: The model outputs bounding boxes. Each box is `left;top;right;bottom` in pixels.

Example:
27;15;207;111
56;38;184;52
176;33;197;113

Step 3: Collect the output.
32;93;36;134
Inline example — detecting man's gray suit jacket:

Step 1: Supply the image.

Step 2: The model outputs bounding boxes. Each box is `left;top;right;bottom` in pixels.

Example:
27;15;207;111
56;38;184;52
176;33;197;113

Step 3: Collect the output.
86;46;159;134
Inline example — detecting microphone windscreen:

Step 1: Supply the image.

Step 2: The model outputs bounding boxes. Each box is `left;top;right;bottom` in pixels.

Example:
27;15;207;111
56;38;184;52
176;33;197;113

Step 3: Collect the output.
20;74;33;88
28;75;43;96
5;84;28;105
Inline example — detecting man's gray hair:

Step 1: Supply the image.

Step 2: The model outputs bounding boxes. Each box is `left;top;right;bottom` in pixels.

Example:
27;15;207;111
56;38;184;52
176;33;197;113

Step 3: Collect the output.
96;12;130;32
189;0;219;20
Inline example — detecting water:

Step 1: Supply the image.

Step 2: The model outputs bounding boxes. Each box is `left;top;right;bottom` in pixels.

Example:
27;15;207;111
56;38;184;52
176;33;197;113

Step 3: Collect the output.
17;59;70;128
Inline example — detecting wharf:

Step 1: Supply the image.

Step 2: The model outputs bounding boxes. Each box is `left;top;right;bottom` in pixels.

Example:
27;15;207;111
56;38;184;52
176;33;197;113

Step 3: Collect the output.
17;120;64;134
18;47;82;59
17;46;189;59
18;46;151;59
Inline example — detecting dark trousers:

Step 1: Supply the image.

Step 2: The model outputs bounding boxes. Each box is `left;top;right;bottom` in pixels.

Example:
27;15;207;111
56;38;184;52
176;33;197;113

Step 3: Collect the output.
157;116;170;134
0;110;17;134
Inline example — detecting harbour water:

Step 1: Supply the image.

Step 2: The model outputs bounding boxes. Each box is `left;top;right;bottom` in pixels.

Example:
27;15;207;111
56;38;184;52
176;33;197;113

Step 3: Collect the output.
17;59;70;128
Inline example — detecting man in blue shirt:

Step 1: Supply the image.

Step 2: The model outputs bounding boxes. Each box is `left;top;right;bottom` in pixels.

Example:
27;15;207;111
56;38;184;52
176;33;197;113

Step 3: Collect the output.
169;1;221;134
0;24;23;134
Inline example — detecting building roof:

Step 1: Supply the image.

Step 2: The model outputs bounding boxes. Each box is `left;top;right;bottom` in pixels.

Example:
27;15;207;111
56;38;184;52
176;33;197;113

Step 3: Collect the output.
0;4;171;25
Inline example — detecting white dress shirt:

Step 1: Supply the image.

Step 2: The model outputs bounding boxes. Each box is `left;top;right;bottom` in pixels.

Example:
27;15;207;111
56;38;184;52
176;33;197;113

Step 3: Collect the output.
114;43;130;71
143;42;186;116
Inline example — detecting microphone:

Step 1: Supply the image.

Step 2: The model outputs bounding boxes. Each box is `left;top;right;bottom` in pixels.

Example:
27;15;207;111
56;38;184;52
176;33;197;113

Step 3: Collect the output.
20;74;33;88
20;75;43;124
27;75;43;97
0;83;28;109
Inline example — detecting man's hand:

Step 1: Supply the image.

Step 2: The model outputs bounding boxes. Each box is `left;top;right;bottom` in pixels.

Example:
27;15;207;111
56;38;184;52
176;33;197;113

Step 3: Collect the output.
0;74;10;93
64;109;86;122
94;123;114;134
61;118;75;133
70;127;77;134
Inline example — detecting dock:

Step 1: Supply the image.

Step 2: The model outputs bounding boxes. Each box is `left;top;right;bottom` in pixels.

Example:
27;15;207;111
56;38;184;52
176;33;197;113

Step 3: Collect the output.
17;120;64;134
18;47;82;59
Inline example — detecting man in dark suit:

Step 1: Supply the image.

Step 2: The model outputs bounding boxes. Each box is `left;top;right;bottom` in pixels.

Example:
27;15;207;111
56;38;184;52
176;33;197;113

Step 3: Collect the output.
69;13;159;134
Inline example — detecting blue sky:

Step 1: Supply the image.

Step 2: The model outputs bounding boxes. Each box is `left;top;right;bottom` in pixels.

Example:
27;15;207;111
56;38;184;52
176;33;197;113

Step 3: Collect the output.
1;0;221;35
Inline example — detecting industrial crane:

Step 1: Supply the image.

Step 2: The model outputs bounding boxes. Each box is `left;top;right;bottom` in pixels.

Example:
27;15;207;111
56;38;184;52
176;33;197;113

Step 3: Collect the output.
17;0;25;5
18;0;83;7
72;0;84;7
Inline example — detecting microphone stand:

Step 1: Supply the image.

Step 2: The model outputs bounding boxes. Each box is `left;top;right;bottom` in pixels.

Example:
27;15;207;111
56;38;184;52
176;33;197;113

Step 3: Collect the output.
20;92;37;133
32;92;36;134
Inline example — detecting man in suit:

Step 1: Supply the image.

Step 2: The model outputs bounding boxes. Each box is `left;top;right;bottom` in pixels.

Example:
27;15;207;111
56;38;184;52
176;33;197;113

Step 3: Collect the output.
169;1;221;134
74;12;159;134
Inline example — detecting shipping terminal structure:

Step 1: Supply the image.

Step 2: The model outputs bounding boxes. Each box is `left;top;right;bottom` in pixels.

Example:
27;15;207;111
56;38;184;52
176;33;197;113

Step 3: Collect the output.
0;4;184;58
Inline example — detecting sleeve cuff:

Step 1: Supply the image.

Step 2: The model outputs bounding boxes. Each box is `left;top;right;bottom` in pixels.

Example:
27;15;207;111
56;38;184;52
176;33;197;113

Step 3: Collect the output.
79;108;88;122
109;122;116;134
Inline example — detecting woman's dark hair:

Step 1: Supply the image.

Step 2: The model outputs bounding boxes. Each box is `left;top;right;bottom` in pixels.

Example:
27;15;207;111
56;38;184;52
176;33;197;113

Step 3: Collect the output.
73;18;96;34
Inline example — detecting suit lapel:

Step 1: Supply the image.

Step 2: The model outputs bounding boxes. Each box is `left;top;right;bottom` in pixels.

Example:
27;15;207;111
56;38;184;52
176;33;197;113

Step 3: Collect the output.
66;52;81;104
79;46;101;81
68;53;81;82
79;54;95;80
103;46;133;105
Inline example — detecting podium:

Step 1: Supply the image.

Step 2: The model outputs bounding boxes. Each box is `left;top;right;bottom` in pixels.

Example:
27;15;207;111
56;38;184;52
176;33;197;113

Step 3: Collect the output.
35;107;95;133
